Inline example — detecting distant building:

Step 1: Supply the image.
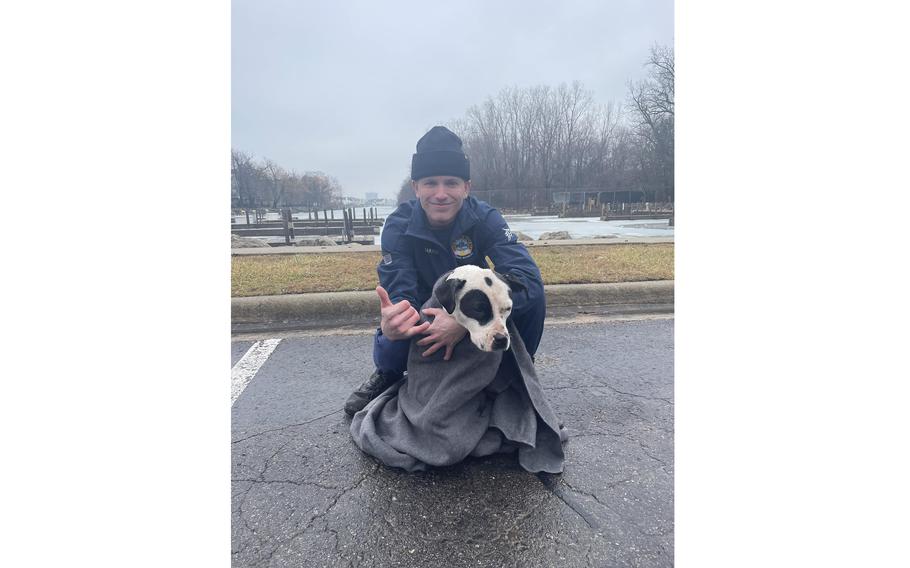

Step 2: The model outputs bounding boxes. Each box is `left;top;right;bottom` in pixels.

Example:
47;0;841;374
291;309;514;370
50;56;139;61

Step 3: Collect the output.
341;195;365;206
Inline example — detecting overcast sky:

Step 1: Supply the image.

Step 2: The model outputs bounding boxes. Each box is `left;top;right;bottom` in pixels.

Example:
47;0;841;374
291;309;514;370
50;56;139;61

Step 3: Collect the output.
232;0;673;199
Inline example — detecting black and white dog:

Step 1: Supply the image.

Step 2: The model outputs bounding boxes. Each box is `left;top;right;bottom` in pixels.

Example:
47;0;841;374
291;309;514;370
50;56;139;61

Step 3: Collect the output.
425;265;527;352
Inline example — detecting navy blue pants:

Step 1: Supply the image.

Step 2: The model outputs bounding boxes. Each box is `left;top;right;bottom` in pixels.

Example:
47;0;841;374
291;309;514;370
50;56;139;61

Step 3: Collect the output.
373;299;546;374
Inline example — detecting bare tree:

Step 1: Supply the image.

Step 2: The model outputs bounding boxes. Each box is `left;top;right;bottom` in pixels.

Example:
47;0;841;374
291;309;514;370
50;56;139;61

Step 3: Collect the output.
396;177;413;204
627;44;674;201
231;150;346;212
231;149;258;222
263;159;288;208
456;81;625;208
300;171;340;209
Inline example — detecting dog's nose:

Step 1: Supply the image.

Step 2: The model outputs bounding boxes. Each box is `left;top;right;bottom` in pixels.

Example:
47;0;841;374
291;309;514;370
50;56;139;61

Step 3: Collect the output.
491;333;509;350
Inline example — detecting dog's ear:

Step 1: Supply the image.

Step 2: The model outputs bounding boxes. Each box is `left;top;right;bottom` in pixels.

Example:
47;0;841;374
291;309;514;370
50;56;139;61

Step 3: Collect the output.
434;276;466;314
494;271;527;294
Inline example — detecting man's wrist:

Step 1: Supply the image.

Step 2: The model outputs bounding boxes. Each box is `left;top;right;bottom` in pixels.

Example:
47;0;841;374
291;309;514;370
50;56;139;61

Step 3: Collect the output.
379;325;399;339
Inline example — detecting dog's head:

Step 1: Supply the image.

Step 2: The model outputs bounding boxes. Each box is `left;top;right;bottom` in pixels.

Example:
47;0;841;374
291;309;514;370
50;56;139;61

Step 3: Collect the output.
432;265;527;352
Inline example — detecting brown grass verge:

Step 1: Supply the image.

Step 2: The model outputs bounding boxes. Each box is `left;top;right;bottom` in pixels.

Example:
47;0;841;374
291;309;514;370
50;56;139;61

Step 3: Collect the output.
231;243;674;297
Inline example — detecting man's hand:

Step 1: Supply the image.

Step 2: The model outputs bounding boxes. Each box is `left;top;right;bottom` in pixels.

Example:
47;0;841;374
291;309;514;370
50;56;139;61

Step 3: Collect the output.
377;286;431;341
416;307;468;361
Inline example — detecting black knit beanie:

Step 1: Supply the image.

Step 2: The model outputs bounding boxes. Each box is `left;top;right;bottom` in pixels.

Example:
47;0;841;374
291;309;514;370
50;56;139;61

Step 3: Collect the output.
410;126;470;181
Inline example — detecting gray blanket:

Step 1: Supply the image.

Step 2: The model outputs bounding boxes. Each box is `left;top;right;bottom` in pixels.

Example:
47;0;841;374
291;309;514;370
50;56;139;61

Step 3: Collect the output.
350;318;567;473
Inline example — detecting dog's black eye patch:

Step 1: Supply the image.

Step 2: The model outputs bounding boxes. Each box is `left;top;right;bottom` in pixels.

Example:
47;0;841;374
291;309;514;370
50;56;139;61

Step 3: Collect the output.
458;289;493;325
484;277;492;286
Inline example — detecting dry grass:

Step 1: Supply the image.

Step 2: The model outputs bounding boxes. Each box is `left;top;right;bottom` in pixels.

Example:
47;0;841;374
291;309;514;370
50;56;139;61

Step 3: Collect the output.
231;243;674;297
526;244;674;284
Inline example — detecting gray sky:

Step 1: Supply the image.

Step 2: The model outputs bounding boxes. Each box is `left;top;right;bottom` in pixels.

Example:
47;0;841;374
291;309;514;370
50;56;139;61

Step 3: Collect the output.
232;0;673;199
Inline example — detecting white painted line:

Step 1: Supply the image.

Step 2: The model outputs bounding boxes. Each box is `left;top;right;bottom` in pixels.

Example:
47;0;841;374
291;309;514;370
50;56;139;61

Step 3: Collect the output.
231;339;282;405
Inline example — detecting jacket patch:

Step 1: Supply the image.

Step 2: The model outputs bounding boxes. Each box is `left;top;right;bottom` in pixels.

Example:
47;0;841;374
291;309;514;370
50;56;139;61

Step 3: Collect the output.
381;253;393;265
451;235;474;258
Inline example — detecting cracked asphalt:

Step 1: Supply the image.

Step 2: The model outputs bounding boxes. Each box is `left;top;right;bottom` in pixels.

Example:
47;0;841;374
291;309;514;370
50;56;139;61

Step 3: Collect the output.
232;317;674;567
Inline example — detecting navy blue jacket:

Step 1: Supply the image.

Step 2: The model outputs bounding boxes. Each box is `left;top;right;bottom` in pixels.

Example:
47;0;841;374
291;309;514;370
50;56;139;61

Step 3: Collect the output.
377;196;545;320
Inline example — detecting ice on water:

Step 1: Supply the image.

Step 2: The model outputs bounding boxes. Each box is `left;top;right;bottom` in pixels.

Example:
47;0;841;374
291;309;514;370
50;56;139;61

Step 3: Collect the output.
502;214;673;239
233;206;673;245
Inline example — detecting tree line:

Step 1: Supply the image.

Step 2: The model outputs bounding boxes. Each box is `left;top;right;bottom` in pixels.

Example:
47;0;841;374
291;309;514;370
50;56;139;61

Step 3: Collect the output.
397;44;674;207
233;44;673;211
231;150;342;210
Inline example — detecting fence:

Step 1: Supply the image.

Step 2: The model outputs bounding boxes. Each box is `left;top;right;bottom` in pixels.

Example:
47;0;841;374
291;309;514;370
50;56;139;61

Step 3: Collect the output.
231;207;384;244
600;202;674;225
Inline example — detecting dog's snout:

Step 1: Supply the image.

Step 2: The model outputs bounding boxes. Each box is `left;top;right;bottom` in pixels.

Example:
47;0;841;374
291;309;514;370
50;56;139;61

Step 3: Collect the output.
491;333;509;350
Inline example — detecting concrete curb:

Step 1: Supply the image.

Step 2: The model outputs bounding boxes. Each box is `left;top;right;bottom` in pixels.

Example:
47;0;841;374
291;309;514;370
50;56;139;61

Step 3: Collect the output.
232;280;673;331
231;236;674;255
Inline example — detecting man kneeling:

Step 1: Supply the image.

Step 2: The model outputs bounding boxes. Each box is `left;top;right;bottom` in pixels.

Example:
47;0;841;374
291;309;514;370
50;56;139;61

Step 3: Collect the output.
343;126;566;472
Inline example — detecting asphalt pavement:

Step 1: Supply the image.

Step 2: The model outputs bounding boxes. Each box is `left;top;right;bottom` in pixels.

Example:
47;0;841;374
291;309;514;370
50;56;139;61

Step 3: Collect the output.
232;316;674;567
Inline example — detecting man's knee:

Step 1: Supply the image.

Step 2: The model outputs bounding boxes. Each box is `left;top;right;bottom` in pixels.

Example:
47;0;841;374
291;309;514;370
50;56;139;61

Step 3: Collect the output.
372;329;410;374
513;299;546;356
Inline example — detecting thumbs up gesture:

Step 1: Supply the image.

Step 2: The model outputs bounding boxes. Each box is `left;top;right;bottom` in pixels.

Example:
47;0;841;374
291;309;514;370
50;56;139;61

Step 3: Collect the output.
376;286;431;341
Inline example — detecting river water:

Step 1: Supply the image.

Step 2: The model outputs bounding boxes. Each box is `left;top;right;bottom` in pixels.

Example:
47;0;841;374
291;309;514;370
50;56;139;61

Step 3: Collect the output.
233;205;674;244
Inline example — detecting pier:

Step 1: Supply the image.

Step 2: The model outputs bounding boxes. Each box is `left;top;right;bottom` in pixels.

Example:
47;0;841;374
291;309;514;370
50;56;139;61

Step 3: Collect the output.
231;207;384;245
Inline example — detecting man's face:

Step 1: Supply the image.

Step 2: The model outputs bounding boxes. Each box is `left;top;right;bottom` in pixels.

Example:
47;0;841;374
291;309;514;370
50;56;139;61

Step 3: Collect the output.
412;176;471;227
